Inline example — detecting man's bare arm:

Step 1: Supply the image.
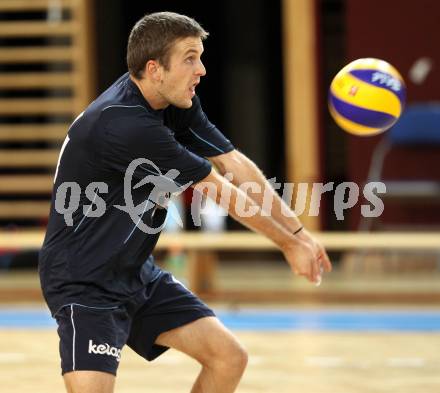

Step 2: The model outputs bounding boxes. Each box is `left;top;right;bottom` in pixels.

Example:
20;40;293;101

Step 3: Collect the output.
194;168;323;283
208;150;332;275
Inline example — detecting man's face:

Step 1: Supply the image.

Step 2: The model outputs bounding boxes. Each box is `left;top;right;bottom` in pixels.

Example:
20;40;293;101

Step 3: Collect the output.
157;36;206;109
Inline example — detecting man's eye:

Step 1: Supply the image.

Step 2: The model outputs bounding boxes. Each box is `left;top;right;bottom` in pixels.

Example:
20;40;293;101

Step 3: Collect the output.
185;57;195;63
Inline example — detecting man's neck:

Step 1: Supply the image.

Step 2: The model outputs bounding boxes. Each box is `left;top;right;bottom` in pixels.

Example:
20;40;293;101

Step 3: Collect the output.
129;74;169;110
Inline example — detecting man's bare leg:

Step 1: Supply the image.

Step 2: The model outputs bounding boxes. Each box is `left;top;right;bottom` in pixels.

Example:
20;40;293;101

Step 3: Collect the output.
63;370;115;393
156;316;248;393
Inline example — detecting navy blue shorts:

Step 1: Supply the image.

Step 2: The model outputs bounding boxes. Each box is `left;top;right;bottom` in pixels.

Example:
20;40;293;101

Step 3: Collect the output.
55;271;215;375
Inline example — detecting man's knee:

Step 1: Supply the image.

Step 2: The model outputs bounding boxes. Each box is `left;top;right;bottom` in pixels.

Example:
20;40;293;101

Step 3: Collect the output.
226;341;248;373
204;335;248;374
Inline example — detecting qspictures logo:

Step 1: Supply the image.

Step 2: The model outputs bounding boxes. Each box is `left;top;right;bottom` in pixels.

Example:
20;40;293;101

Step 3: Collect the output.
54;157;387;235
88;339;122;362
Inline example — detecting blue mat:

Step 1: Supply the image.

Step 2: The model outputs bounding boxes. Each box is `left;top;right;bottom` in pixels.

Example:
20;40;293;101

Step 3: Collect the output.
218;310;440;331
1;308;440;331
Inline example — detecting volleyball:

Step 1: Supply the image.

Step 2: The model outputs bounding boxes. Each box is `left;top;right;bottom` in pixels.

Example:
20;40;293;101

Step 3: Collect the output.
328;58;406;136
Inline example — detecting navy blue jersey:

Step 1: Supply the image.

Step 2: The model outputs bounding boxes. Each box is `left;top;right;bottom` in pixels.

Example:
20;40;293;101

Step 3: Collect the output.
39;73;234;315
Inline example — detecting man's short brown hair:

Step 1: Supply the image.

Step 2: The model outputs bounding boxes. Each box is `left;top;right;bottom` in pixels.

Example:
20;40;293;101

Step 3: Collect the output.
127;11;209;79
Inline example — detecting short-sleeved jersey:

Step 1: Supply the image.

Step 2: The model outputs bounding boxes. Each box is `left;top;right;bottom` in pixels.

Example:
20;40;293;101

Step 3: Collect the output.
39;72;234;315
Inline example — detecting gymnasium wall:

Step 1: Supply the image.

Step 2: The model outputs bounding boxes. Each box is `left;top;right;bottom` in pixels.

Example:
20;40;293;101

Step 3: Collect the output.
344;0;440;228
95;0;284;183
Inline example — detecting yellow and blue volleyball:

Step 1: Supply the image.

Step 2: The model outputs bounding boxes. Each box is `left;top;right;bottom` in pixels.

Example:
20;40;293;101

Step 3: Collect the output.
328;58;406;136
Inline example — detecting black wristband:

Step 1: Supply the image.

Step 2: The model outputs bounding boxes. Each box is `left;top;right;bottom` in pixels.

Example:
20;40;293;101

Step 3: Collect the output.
293;226;304;235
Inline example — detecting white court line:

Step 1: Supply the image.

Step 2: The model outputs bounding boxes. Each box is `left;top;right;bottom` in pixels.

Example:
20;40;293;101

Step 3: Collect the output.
386;357;426;368
357;360;371;370
248;356;264;366
305;356;344;367
0;352;27;363
305;356;427;369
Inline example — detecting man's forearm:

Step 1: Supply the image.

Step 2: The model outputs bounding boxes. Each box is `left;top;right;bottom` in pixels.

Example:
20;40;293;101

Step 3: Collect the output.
214;151;303;234
195;169;296;251
200;161;331;283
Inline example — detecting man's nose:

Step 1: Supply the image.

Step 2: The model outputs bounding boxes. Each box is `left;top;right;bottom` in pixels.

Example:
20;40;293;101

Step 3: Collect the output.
196;60;206;76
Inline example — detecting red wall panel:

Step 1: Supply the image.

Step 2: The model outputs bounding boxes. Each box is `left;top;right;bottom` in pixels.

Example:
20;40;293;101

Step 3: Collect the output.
345;0;440;228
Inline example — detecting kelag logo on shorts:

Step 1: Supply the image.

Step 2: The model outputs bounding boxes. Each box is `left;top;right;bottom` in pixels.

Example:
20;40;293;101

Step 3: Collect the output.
88;339;122;362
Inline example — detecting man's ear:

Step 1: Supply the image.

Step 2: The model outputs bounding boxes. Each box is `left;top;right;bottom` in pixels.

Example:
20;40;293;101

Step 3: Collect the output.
145;60;162;82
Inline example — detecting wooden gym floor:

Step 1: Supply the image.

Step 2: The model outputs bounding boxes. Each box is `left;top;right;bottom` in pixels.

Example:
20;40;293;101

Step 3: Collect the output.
1;251;440;392
1;306;440;393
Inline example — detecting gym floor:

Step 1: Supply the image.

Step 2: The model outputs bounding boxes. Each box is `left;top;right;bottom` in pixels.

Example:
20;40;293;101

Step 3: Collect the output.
1;253;440;393
1;305;440;393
